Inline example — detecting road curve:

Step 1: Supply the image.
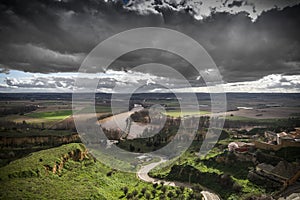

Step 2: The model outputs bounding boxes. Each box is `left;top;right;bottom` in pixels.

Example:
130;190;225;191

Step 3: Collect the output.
137;157;220;200
100;108;220;200
201;191;221;200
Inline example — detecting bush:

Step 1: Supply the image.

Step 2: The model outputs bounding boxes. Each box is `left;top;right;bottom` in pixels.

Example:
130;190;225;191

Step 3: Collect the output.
167;191;174;198
151;189;156;197
161;186;167;193
123;187;128;195
141;187;147;195
145;192;151;200
126;193;133;199
132;189;138;196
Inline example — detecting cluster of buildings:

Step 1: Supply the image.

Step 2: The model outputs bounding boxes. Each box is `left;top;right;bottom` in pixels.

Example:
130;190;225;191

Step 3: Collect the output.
249;161;300;190
256;128;300;151
266;128;300;144
228;128;300;153
226;128;300;191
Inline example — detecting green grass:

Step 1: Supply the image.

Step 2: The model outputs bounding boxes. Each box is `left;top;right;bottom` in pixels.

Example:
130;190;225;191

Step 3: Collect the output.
0;143;85;180
26;110;72;120
0;143;197;199
165;110;210;117
145;100;180;107
149;144;266;199
80;105;112;114
224;115;289;123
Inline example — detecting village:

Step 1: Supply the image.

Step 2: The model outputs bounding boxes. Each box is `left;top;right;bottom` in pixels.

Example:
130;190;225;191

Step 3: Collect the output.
214;127;300;197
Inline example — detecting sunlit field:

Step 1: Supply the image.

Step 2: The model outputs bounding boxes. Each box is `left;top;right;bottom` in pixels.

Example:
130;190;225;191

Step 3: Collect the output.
26;110;72;120
165;110;210;117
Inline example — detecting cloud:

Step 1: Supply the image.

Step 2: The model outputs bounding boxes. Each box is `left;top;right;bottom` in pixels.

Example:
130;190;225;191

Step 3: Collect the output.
173;74;300;93
228;1;243;8
1;69;176;93
2;44;85;73
1;70;299;93
123;0;300;21
0;0;299;86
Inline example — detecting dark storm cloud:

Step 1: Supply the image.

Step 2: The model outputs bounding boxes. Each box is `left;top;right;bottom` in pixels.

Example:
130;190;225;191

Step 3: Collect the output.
108;49;199;81
0;0;163;72
228;1;243;8
0;0;299;83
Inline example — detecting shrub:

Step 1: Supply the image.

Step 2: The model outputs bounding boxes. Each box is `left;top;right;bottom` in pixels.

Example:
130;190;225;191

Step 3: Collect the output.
132;189;138;196
167;191;174;198
141;187;147;195
123;187;128;195
145;192;151;200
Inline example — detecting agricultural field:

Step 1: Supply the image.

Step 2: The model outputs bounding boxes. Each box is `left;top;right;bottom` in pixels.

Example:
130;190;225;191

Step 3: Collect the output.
25;110;72;121
165;110;210;117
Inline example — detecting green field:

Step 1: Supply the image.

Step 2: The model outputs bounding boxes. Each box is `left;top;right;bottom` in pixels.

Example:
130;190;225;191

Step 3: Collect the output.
165;110;210;117
79;105;112;113
26;110;72;120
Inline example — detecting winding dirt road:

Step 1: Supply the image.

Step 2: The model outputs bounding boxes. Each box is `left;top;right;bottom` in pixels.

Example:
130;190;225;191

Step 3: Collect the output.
137;157;220;200
100;108;220;200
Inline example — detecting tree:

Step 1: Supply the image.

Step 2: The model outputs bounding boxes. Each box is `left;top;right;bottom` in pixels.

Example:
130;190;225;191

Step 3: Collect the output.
161;186;167;194
167;191;174;198
141;187;147;195
159;194;166;200
176;189;181;196
180;186;185;192
145;192;151;200
123;186;128;195
151;189;156;197
126;193;133;199
233;182;242;193
132;189;138;196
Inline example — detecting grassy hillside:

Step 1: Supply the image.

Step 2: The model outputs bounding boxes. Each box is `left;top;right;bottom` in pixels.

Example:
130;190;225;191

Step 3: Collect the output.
149;143;265;200
0;143;196;200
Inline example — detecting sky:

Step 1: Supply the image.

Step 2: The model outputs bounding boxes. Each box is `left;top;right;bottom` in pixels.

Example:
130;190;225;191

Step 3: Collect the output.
0;0;300;93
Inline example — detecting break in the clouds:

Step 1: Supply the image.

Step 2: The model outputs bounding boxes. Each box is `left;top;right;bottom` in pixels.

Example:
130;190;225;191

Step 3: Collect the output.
0;69;176;93
173;74;300;93
1;70;299;93
0;0;300;92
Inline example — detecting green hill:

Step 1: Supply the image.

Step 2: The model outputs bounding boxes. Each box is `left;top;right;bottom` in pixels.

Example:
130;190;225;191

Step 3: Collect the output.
0;143;193;200
0;144;146;199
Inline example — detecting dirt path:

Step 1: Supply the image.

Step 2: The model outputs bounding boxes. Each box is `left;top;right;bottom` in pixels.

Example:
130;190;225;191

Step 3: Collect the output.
137;157;220;200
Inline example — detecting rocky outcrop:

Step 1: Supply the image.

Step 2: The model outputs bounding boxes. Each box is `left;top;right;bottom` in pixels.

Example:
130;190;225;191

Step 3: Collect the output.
48;148;88;174
0;144;89;180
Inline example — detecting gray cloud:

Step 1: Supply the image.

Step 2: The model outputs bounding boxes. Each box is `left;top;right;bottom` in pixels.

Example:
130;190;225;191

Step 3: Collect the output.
0;0;299;84
228;1;243;8
2;69;194;93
